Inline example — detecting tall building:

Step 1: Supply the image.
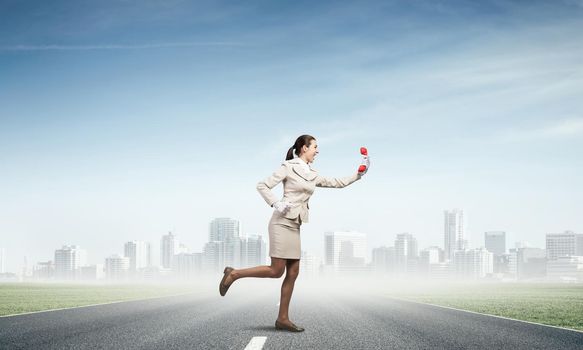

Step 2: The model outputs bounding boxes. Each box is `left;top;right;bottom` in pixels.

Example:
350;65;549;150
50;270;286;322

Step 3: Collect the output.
444;209;466;261
33;261;54;280
484;231;506;256
203;241;225;272
209;217;241;241
453;248;493;280
204;217;244;271
514;247;546;280
124;241;151;272
300;251;322;278
172;253;203;279
80;264;104;280
105;254;130;280
54;245;87;280
223;238;242;268
395;232;418;261
161;232;179;269
546;231;583;260
547;256;583;282
493;254;511;275
324;231;367;273
420;246;442;265
372;246;396;274
243;234;267;267
0;248;5;273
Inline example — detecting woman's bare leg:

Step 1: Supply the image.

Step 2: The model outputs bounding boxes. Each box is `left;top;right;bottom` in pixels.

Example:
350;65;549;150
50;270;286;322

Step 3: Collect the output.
224;257;286;286
277;259;300;325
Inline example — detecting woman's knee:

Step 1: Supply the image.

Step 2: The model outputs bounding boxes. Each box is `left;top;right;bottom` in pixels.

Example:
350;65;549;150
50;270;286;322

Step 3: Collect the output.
272;266;285;278
285;265;300;279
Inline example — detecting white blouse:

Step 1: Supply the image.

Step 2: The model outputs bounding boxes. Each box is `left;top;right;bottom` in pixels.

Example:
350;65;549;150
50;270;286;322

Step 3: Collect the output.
295;156;311;172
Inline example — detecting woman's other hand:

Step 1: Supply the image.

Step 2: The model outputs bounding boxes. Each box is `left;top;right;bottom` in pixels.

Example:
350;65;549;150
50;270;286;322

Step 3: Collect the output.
273;201;293;214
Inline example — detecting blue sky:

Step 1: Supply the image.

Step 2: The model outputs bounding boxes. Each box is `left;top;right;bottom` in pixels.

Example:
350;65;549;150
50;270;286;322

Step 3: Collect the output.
1;0;582;272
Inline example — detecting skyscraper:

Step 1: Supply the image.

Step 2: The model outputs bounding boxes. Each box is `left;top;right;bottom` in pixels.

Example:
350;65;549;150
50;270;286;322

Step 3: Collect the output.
372;246;397;274
0;248;5;273
209;217;241;241
204;217;244;271
105;254;130;280
243;234;267;267
395;233;418;261
444;209;465;261
160;232;179;269
546;231;583;260
515;247;546;280
124;241;151;272
485;231;506;256
300;250;322;278
54;245;87;280
453;248;493;280
547;256;583;282
172;252;203;279
203;241;225;272
420;246;442;265
324;231;367;272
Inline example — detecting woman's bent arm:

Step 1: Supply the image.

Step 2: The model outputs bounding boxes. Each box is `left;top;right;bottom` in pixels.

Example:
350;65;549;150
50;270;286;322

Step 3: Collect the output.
257;163;288;206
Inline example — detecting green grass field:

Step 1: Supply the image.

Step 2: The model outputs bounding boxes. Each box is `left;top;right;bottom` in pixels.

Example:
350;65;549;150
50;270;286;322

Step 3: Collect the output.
386;282;583;331
0;283;197;317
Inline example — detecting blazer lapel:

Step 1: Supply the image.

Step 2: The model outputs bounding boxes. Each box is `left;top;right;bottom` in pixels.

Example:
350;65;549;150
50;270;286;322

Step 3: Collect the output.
291;163;317;181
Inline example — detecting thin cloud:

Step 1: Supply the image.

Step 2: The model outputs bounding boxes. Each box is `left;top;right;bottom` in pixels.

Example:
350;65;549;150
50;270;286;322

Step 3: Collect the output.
496;118;583;143
0;42;251;51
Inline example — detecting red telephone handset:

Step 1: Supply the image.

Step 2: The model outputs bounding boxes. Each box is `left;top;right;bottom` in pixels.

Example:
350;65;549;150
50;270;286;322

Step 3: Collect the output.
358;147;369;174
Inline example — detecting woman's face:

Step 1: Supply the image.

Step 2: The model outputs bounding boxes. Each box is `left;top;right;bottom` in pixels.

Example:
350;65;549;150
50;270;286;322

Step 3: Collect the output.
301;139;319;163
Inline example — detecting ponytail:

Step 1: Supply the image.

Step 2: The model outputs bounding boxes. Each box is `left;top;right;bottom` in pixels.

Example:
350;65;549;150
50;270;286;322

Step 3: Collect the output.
285;146;295;161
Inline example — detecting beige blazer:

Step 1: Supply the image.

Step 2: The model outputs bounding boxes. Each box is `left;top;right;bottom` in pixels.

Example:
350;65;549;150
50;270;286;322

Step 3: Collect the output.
257;157;362;224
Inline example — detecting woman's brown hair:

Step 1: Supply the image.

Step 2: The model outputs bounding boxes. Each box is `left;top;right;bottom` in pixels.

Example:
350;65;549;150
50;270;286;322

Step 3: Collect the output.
286;134;315;161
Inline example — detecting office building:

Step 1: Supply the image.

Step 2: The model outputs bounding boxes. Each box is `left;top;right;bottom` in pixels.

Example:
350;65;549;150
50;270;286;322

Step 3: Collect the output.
124;241;151;272
372;246;397;274
546;231;583;260
0;248;5;273
243;234;267;267
54;245;87;280
547;256;583;282
33;261;54;280
324;231;367;273
105;254;130;280
485;231;506;256
453;248;493;280
515;247;546;280
444;209;466;261
209;217;241;241
80;264;104;280
420;246;442;265
300;251;322;278
172;253;203;279
161;232;179;269
203;241;225;272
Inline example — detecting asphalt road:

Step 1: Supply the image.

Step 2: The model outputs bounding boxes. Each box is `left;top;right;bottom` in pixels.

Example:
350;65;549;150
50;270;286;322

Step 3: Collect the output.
1;279;582;349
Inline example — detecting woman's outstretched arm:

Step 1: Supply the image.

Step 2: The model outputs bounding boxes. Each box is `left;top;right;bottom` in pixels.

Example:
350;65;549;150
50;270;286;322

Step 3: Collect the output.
315;172;362;188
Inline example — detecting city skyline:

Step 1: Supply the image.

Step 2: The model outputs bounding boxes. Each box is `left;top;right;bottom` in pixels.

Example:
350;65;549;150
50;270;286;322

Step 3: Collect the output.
2;211;580;280
0;210;579;274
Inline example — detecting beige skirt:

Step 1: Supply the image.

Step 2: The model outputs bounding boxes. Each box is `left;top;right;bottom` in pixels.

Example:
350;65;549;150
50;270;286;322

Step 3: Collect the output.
268;211;302;259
